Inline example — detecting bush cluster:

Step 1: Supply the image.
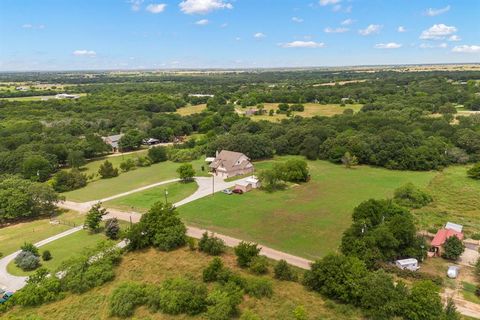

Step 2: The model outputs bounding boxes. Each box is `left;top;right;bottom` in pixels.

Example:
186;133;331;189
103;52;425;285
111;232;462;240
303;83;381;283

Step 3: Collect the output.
198;232;226;256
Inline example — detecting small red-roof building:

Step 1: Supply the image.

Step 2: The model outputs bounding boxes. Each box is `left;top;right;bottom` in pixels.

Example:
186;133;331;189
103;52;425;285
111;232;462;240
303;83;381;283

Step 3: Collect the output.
430;223;464;257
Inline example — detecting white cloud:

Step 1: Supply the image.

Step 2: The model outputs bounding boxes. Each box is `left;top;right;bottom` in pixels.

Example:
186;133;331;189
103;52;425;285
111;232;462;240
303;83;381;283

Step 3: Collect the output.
22;24;33;28
72;50;96;57
341;18;354;26
292;17;304;23
179;0;233;14
220;23;228;28
374;42;402;49
324;27;348;33
146;3;166;13
22;23;45;29
195;19;209;25
397;26;406;33
128;0;143;11
419;42;448;49
319;0;341;5
452;45;480;53
425;5;450;17
420;24;457;40
448;35;461;42
253;32;266;39
280;41;325;48
358;24;382;36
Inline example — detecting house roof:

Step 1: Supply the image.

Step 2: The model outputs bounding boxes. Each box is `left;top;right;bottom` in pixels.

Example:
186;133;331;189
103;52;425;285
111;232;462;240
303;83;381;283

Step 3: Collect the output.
209;150;250;172
431;228;464;247
396;258;418;265
102;134;124;149
445;222;463;233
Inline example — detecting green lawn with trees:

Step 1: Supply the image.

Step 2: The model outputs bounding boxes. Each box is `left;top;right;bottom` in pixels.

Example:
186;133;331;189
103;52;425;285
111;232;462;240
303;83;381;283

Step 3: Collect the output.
104;181;198;212
7;230;113;276
0;211;85;256
179;157;436;259
63;158;207;202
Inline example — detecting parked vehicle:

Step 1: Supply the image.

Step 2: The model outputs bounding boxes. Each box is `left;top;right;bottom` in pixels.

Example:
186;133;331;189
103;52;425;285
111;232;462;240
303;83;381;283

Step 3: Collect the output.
0;290;13;304
222;188;233;195
395;258;419;271
232;189;243;194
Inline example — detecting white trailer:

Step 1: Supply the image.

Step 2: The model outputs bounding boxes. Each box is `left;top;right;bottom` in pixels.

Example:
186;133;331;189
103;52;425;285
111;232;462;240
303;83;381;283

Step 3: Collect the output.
395;258;419;271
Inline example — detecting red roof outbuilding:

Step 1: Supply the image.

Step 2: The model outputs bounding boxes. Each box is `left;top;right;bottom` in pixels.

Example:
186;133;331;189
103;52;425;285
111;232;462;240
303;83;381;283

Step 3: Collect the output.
431;228;464;247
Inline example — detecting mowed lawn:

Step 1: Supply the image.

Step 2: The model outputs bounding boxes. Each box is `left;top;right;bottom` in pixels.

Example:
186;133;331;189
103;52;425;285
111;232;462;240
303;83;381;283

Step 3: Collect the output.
63;158;207;202
415;165;480;235
176;103;207;116
7;229;114;276
104;181;198;213
243;103;363;122
179;158;436;259
0;211;85;256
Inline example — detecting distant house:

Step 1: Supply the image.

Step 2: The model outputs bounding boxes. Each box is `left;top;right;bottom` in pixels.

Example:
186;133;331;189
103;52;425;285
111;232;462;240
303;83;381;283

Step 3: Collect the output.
102;134;124;153
55;93;80;99
430;222;464;257
15;86;29;91
209;150;254;178
188;94;214;98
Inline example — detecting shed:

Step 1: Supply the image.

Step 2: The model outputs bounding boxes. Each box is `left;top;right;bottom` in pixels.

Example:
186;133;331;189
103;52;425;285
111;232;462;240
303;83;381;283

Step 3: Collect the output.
445;222;463;233
395;258;419;271
234;181;252;193
245;176;261;188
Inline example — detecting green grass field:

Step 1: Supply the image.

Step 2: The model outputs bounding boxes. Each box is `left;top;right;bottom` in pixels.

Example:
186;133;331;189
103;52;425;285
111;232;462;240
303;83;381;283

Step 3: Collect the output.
64;158;208;202
241;103;363;122
7;229;111;276
415;165;480;235
179;157;436;259
0;211;85;256
104;181;198;212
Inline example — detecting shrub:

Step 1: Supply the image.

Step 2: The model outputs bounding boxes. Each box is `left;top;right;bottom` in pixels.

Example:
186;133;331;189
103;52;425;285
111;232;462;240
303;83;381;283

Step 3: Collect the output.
119;159;135;172
198;232;226;256
85;202;108;232
203;257;225;282
98;160;119;179
105;218;121;240
274;259;298;281
135;156;151;167
467;162;480;179
292;306;308;320
442;236;465;260
240;310;262;320
471;233;480;240
234;242;260;268
376;262;443;286
244;277;273;298
217;269;247;289
60;243;121;294
42;250;52;261
14;251;40;271
393;183;433;208
149;277;207;315
205;282;244;320
177;163;195;182
109;282;146;318
283;159;309;182
13;268;63;307
249;256;269;275
148;146;168;163
303;254;367;304
52;169;87;192
21;243;39;256
187;237;196;250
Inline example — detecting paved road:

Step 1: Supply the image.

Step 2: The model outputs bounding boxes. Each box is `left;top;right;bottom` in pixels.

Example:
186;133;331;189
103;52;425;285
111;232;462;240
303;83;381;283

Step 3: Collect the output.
0;226;84;291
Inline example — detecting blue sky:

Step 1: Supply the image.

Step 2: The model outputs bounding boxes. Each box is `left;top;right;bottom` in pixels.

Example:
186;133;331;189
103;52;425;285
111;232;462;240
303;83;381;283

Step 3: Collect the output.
0;0;479;71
